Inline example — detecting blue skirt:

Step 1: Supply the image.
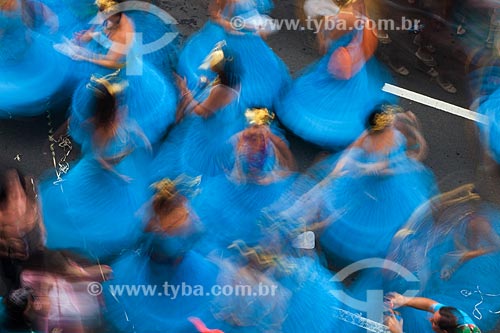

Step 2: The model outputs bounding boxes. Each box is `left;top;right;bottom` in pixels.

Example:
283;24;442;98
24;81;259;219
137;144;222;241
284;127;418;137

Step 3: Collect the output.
319;154;436;267
192;174;296;254
103;249;221;333
151;99;246;180
177;21;291;109
279;256;345;333
0;32;72;117
277;38;393;149
420;206;500;332
70;62;178;146
177;21;227;90
39;149;151;261
478;87;500;163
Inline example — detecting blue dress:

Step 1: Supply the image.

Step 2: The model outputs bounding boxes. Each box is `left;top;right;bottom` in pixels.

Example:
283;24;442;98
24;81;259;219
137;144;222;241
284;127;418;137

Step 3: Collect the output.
478;86;500;163
176;21;227;90
39;126;152;262
276;31;393;150
319;130;437;268
177;0;290;109
209;256;291;333
278;255;346;333
103;217;222;333
210;253;345;332
151;84;246;180
420;204;500;332
41;0;180;73
0;1;71;117
67;23;178;145
386;200;500;333
192;135;296;254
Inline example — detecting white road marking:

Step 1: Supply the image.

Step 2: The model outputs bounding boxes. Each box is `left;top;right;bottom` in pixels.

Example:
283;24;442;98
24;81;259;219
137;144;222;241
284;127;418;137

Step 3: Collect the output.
383;83;489;124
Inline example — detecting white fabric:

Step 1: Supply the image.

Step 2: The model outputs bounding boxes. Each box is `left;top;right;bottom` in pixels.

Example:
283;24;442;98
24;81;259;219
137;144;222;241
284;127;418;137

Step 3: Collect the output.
303;0;340;18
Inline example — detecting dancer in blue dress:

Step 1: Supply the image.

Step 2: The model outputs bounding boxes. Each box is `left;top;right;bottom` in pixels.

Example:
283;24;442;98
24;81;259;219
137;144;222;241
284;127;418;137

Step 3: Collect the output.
282;106;436;270
152;42;247;180
210;237;346;333
393;185;500;332
41;0;180;73
0;0;71;117
209;245;291;333
56;0;177;145
39;75;151;262
192;107;296;254
103;177;222;333
177;0;290;109
277;0;393;149
321;107;436;268
386;184;500;332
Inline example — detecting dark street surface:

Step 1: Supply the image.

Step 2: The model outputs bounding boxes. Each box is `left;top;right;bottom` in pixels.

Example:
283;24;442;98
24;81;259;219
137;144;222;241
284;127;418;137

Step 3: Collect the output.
1;0;499;200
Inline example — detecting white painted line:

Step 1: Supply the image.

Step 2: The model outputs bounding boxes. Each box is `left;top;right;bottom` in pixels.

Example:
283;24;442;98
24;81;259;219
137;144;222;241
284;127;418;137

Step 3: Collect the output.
382;83;489;125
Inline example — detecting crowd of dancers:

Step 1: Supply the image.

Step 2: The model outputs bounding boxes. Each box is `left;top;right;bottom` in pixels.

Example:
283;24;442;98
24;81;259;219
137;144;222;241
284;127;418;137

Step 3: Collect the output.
1;0;500;332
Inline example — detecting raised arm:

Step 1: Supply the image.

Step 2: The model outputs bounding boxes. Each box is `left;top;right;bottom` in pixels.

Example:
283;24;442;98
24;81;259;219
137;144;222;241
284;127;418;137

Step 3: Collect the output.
74;16;133;69
386;292;437;313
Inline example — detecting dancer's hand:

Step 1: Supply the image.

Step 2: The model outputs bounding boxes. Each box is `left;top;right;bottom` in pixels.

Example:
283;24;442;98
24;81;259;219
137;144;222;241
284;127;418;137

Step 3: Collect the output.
385;292;407;309
174;73;189;96
385;310;404;333
189;317;224;333
70;52;86;61
74;30;93;43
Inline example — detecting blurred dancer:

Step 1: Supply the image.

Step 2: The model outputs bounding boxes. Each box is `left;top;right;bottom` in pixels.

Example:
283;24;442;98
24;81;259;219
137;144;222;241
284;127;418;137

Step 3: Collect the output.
387;184;500;332
40;75;151;262
40;0;179;71
211;239;344;333
103;177;222;333
0;0;71;117
2;269;109;333
0;168;111;332
283;105;436;269
277;0;393;149
193;107;296;254
177;0;290;109
152;42;246;179
0;168;111;287
58;0;177;144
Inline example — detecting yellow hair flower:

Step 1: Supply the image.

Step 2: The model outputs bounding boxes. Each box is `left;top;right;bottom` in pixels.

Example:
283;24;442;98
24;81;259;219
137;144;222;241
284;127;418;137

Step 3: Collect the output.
199;40;227;71
245;108;275;126
95;0;118;13
152;179;178;201
87;72;128;97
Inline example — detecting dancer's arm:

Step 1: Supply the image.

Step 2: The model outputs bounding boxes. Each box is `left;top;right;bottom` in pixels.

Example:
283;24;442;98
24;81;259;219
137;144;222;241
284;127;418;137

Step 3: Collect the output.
386;292;437;312
269;132;297;171
74;18;133;69
442;217;500;279
177;74;235;118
